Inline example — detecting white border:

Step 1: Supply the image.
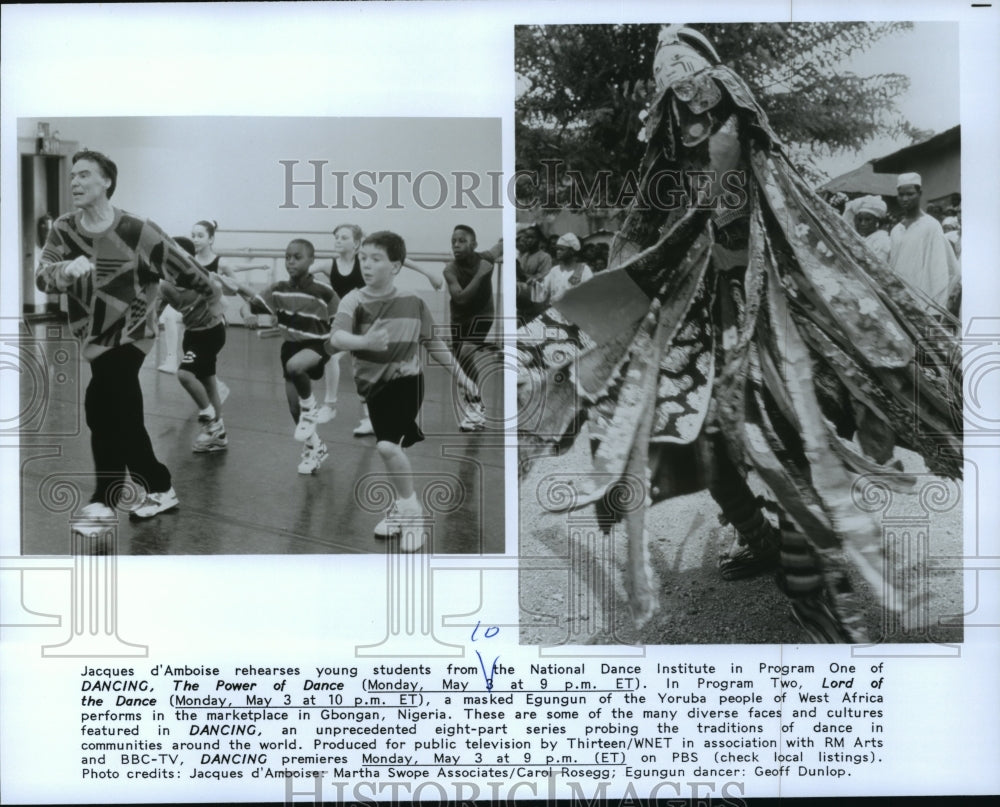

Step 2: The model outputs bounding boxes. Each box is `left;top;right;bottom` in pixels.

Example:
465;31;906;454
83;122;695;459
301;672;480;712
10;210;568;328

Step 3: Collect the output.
2;2;998;803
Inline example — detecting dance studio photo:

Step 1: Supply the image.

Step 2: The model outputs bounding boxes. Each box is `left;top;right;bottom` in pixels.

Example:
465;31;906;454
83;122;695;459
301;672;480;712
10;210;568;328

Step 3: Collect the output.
14;116;505;557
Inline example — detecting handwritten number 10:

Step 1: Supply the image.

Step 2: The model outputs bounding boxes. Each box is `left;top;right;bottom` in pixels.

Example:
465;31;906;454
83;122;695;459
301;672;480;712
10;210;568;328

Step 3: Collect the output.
471;620;499;641
471;620;499;692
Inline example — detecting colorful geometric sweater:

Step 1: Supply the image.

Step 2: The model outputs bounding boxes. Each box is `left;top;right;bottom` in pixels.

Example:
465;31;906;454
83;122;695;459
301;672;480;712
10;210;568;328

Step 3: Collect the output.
36;208;216;351
248;275;338;342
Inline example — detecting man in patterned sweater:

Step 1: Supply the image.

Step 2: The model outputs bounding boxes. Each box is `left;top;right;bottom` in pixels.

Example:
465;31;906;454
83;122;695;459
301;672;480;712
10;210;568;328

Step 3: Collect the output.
36;149;218;521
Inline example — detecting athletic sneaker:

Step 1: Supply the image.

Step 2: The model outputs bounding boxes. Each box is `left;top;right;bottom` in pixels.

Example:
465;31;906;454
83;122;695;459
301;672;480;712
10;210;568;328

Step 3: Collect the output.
217;379;230;404
297;441;329;475
193;418;228;453
130;488;179;520
193;412;213;443
399;526;425;553
77;502;116;522
353;417;375;437
294;406;319;442
459;401;487;432
374;495;426;551
315;404;337;424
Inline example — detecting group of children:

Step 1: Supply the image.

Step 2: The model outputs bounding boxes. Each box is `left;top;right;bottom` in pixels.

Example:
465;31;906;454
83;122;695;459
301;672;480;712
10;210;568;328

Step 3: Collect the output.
158;222;500;551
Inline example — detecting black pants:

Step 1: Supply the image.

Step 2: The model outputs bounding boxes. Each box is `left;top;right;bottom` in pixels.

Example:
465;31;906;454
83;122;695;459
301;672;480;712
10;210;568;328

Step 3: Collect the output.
85;344;171;506
704;433;773;543
450;308;495;388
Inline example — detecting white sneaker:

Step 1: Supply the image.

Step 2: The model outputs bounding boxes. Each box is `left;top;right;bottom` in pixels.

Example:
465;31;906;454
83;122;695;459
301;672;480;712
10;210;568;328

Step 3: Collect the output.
78;502;116;522
294;406;319;442
130;488;179;519
316;404;337;424
399;529;425;553
297;441;328;475
374;496;426;552
374;504;400;538
217;379;230;404
353;417;374;437
193;418;228;452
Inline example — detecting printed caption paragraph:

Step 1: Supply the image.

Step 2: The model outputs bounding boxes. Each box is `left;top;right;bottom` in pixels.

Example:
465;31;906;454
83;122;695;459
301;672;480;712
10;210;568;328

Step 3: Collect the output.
78;657;887;787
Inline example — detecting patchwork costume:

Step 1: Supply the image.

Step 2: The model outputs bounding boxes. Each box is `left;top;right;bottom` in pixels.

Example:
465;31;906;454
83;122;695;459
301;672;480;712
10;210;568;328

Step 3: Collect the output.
517;27;962;642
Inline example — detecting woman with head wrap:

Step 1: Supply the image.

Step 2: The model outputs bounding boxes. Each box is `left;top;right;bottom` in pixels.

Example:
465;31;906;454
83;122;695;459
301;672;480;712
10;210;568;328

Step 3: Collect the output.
842;195;890;263
517;25;961;642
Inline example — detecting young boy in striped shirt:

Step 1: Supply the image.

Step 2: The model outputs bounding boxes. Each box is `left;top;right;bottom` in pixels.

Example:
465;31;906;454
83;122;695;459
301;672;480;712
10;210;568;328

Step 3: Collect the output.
330;231;475;551
236;238;338;474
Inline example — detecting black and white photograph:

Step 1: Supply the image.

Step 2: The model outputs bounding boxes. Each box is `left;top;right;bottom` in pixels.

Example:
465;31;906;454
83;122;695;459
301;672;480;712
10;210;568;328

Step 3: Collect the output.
516;22;965;646
15;116;504;556
1;3;999;806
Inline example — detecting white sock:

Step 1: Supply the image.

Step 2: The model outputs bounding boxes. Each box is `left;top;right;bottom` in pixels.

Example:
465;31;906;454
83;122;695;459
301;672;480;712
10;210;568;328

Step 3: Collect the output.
199;405;216;420
299;395;316;411
305;433;320;449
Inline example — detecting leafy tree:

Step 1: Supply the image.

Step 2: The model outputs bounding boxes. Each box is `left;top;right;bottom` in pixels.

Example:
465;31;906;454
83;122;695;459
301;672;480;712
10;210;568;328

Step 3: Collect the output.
515;22;919;209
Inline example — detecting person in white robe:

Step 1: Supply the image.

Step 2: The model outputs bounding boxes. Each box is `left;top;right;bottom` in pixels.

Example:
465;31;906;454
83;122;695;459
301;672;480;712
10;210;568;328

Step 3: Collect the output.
888;172;958;308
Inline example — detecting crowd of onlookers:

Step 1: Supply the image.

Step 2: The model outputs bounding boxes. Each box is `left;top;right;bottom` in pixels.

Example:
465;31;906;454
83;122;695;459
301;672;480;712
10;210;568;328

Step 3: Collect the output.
516;181;962;324
823;189;962;260
825;180;961;316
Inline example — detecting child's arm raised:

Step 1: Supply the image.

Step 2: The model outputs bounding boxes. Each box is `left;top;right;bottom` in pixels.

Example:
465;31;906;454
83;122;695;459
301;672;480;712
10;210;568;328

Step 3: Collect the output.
215;259;257;297
308;257;334;279
402;258;444;290
477;237;503;264
215;272;255;298
232;282;274;316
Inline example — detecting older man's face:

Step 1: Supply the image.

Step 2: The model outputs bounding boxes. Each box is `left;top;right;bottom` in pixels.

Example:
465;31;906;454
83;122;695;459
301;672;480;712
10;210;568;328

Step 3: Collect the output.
70;159;112;209
897;184;921;216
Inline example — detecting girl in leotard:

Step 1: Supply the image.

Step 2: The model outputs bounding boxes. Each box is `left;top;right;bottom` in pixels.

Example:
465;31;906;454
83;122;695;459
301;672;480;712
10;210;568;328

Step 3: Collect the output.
191;220;251;293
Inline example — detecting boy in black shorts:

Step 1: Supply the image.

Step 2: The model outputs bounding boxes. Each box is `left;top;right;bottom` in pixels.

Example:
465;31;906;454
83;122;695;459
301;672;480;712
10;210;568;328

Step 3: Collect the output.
330;231;474;550
236;238;338;474
443;225;502;431
158;236;228;452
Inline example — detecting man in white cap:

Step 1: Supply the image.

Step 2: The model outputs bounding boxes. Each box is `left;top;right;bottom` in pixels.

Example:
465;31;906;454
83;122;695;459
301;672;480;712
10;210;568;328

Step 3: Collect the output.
888;172;958;307
842;194;890;262
536;232;592;304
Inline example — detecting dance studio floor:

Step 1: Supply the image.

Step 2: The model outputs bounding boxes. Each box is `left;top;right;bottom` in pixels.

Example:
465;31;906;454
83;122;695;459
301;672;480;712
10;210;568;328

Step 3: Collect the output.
17;293;505;556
